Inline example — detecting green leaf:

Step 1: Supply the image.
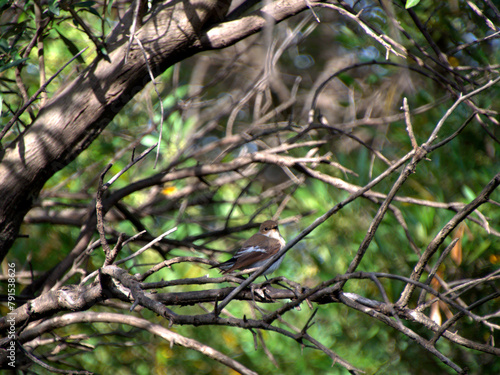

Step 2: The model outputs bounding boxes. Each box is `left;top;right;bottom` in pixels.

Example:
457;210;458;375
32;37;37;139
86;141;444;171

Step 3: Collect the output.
54;28;86;64
48;0;60;15
98;45;109;57
405;0;420;9
81;6;100;17
106;0;114;15
337;72;362;92
461;185;476;201
0;57;28;73
0;38;9;53
74;1;97;7
73;1;100;17
141;134;159;148
337;72;355;87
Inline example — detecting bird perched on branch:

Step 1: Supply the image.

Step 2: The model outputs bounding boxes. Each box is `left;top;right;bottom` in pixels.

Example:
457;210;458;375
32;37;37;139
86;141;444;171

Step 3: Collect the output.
212;220;286;275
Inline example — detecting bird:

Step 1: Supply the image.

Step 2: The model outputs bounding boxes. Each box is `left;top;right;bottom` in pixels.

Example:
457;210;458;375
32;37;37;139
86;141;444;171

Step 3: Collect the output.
212;220;286;275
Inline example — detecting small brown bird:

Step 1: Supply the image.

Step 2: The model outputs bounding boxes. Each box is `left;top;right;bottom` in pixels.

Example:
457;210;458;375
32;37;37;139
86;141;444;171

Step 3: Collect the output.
213;220;286;275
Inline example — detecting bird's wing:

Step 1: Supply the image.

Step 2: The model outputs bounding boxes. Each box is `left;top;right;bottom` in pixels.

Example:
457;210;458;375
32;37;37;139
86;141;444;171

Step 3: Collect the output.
222;235;282;273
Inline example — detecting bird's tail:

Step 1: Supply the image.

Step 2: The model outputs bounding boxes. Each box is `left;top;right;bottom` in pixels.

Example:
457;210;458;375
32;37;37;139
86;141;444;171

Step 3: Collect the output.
210;259;234;274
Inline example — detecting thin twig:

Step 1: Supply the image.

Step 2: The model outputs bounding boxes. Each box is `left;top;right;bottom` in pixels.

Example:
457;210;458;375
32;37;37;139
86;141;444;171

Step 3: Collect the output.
315;3;406;59
403;97;418;149
417;238;458;306
133;35;164;169
96;164;113;257
125;0;145;63
104;142;158;188
424;77;500;147
1;48;88;142
17;341;91;374
114;228;177;266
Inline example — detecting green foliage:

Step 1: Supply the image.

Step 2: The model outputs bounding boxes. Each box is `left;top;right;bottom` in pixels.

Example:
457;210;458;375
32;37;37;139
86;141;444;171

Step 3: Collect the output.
405;0;421;9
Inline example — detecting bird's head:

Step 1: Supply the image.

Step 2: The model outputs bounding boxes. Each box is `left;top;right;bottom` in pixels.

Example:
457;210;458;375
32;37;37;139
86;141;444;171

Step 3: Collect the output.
259;220;281;240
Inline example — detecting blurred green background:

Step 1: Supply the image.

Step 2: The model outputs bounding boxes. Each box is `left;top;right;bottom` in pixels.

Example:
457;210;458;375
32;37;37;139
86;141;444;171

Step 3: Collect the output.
1;0;499;374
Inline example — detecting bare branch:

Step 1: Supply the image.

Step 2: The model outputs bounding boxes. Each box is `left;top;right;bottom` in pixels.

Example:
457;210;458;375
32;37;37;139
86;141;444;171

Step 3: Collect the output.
20;312;258;375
